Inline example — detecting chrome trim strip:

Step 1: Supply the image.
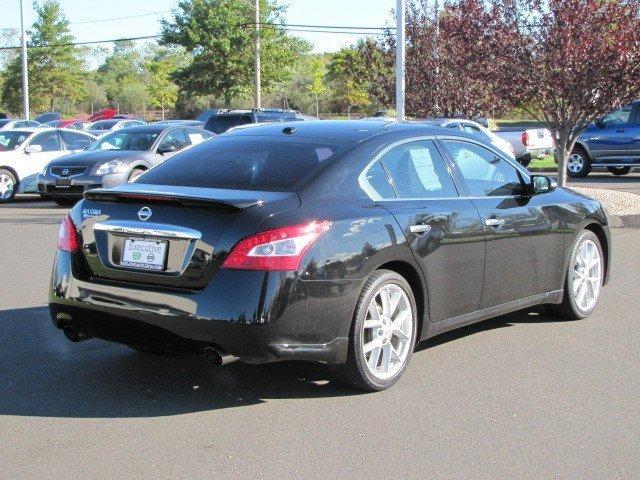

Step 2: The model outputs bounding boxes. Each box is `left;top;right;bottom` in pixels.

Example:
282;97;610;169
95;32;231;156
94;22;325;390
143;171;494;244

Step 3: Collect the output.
93;221;202;240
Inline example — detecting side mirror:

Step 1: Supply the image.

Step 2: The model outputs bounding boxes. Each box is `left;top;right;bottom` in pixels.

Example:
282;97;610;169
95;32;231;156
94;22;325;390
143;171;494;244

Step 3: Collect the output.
24;144;43;154
531;175;556;194
158;144;178;155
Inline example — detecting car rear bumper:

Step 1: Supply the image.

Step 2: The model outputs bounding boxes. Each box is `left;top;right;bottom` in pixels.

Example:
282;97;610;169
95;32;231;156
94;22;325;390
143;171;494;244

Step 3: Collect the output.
49;251;356;364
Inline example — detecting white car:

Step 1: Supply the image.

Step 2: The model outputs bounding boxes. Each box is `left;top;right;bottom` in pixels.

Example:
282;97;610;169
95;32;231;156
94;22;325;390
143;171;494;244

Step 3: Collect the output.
0;119;41;130
85;119;146;137
0;128;96;202
428;118;516;160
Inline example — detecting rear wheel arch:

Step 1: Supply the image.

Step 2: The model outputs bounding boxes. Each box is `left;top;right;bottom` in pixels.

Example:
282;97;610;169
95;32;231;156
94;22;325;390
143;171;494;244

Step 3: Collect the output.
574;141;591;160
374;260;428;340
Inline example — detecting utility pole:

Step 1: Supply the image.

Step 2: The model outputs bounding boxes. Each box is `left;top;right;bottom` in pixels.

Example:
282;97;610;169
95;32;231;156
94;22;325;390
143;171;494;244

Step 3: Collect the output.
433;0;440;114
20;0;29;119
253;0;261;109
395;0;405;121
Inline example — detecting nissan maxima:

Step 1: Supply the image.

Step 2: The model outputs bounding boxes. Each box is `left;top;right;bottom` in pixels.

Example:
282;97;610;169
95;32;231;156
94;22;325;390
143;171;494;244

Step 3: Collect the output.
39;124;213;206
49;120;611;391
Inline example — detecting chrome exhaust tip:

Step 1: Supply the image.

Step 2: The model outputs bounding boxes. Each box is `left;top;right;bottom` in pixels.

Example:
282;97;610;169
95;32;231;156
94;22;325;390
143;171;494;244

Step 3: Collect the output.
62;325;91;342
204;347;239;366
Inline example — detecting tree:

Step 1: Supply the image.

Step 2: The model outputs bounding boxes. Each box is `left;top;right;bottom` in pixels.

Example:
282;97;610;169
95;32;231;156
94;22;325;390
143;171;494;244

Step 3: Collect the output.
466;0;640;186
160;0;307;108
1;0;84;114
326;46;371;116
308;57;326;117
146;48;183;119
97;41;145;106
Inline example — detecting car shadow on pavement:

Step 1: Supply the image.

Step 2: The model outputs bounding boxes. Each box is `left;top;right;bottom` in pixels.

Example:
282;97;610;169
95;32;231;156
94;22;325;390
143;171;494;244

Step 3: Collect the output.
0;307;358;419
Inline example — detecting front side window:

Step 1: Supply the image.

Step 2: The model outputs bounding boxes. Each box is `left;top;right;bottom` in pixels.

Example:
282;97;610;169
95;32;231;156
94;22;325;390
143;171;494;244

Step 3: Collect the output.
30;131;61;152
380;140;458;199
443;140;523;197
158;129;189;151
602;105;633;126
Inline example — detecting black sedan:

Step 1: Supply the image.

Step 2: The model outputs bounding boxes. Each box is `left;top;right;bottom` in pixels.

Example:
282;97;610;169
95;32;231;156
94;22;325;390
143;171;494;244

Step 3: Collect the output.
39;124;213;206
49;120;611;391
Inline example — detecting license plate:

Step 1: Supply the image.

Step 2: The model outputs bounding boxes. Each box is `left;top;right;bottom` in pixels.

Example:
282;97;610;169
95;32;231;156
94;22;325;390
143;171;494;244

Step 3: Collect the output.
120;237;167;271
55;178;71;187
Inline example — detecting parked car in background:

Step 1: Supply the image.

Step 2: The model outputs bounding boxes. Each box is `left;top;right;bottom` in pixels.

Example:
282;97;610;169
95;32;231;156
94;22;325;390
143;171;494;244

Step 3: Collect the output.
48;120;610;391
87;108;117;122
203;108;312;134
419;118;515;160
568;101;640;177
0;128;96;203
42;119;92;130
34;112;61;124
154;119;205;128
39;124;213;205
197;108;222;124
494;124;554;167
0;119;41;129
85;119;146;137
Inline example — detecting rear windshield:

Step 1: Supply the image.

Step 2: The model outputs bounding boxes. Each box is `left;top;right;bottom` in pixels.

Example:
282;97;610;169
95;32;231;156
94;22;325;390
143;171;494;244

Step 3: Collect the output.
140;137;347;191
205;114;253;134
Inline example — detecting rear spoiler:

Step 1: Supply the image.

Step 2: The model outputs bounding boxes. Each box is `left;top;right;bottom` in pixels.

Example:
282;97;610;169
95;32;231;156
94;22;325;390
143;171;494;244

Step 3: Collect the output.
84;184;294;212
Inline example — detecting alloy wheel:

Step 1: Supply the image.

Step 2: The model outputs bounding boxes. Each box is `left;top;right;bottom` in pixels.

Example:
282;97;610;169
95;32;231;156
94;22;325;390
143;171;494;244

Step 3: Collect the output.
571;238;602;312
567;153;584;173
0;173;15;200
360;283;413;380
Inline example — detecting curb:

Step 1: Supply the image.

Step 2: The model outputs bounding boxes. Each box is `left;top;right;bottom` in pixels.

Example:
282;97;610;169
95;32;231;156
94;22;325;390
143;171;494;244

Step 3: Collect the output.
609;214;640;228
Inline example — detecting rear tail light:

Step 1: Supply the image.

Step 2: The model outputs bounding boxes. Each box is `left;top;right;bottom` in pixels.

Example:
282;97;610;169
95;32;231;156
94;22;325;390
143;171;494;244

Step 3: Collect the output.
521;132;529;147
57;215;80;253
222;220;331;271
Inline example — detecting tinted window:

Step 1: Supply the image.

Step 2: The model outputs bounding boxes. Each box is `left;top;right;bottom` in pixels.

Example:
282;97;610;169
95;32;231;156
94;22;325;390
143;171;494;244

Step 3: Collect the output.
364;161;395;199
461;124;490;142
30;131;61;152
602;105;633;126
381;140;458;198
141;137;346;191
205;114;253;134
61;131;93;150
0;131;30;151
444;140;523;197
91;120;118;130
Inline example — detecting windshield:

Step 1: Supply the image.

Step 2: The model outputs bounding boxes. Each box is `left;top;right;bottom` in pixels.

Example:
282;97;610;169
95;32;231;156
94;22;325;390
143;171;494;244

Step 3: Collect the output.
0;119;11;128
91;131;159;151
140;137;347;191
0;131;31;151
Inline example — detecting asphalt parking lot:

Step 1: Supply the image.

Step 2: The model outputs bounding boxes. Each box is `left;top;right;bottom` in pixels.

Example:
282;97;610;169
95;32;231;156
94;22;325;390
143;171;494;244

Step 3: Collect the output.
567;171;640;194
1;195;639;479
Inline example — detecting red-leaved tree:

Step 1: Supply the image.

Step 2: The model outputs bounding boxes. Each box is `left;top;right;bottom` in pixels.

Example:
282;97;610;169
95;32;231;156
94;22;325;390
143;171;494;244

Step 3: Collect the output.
459;0;640;185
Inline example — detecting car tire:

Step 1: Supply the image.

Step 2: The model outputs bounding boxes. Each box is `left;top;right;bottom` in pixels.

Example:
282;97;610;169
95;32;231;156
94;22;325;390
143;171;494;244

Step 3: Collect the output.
53;198;78;207
566;147;591;178
606;166;631;176
546;230;604;320
128;168;146;183
338;269;418;392
0;168;17;203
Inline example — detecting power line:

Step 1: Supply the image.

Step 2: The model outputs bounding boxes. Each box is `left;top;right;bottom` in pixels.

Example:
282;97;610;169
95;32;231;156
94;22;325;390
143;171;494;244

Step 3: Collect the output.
68;10;171;25
0;34;160;50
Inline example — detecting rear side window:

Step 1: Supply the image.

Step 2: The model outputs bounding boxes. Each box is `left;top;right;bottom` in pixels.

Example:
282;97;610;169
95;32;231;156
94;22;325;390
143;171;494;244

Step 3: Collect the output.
380;140;458;198
140;137;348;191
205;114;253;134
61;131;92;150
364;162;396;199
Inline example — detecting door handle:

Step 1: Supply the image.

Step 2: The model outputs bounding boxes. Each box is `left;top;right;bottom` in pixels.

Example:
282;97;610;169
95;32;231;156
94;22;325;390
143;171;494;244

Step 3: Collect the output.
485;218;505;229
409;224;431;234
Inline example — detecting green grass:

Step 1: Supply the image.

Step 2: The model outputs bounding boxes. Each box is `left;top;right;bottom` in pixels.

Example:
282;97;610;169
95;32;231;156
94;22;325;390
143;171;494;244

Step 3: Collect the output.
529;155;557;169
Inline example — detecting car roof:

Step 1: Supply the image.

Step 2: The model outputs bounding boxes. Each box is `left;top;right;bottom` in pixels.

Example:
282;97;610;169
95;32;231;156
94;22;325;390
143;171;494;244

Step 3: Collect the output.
224;119;455;143
112;124;182;134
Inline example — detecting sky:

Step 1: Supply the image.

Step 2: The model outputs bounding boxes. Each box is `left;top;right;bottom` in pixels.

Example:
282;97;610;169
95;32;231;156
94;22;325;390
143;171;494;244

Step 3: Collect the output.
0;0;396;54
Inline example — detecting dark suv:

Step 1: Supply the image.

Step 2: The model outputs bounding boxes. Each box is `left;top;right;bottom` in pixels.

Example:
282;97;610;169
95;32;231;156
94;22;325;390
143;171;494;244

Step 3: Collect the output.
203;108;312;134
569;100;640;177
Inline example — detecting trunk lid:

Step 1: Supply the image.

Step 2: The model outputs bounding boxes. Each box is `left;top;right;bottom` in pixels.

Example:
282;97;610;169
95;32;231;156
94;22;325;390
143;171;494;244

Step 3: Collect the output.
77;183;300;289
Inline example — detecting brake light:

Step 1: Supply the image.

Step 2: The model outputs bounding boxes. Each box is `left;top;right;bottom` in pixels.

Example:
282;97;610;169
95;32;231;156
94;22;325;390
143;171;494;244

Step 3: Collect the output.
57;215;80;253
521;132;529;147
222;221;331;271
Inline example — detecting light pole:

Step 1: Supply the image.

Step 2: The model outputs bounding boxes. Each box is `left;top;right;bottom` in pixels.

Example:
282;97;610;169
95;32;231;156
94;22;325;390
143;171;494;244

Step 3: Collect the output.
253;0;261;109
395;0;405;121
20;0;29;119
